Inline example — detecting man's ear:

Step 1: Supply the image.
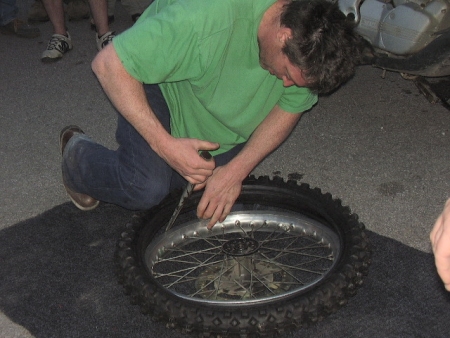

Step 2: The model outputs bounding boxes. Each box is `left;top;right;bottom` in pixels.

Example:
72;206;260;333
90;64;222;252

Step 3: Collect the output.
277;27;292;44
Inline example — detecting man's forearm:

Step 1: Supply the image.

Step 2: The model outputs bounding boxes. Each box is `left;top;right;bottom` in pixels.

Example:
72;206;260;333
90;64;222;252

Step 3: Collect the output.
91;44;218;182
226;105;302;181
197;105;302;227
91;44;171;156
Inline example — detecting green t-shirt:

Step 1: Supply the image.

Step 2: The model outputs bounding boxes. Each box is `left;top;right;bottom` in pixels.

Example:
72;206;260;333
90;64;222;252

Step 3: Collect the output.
113;0;318;155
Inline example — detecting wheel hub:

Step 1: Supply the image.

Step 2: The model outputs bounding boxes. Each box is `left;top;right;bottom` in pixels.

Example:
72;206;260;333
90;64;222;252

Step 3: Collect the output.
195;258;293;300
222;237;260;256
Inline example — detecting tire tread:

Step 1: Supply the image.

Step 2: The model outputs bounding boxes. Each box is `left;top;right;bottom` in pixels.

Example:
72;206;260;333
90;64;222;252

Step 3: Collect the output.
115;176;371;337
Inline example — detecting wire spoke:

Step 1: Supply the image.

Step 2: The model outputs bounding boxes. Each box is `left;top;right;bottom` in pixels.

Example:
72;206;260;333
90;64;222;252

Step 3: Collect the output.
147;211;340;303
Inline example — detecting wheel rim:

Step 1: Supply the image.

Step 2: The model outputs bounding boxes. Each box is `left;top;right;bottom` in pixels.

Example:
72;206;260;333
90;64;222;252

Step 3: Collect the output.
144;210;341;306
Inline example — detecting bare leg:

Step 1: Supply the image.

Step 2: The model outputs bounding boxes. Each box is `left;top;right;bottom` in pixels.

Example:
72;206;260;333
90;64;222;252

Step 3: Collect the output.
41;0;66;35
88;0;109;36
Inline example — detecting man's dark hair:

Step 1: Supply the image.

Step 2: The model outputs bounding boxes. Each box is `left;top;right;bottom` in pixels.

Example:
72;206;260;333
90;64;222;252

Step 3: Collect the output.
280;0;361;94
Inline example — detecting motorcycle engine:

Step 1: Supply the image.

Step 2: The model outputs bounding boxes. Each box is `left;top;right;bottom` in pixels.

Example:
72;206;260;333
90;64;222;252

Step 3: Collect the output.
338;0;450;55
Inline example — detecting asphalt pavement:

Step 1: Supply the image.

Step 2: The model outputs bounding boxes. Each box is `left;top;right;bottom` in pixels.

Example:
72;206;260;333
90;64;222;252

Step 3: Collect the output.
1;2;449;337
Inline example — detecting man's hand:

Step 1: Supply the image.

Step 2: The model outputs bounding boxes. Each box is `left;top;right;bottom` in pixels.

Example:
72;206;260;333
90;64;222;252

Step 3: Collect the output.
196;165;243;229
158;138;219;185
194;106;302;229
430;198;450;291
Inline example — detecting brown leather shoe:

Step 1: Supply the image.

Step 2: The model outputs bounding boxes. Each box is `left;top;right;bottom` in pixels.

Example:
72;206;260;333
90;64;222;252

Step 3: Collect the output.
0;18;40;38
60;126;99;211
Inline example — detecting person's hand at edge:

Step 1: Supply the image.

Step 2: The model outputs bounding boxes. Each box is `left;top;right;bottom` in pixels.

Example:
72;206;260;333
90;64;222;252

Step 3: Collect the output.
430;198;450;291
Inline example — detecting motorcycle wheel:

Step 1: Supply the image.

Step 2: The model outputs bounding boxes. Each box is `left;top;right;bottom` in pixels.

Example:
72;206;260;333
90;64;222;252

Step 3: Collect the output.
116;176;371;337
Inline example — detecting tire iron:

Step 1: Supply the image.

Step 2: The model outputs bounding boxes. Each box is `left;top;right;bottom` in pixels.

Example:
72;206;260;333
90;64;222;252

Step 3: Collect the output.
165;151;212;232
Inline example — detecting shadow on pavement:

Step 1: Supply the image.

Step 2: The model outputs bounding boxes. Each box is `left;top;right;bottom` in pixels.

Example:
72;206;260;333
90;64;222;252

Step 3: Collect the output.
1;203;449;338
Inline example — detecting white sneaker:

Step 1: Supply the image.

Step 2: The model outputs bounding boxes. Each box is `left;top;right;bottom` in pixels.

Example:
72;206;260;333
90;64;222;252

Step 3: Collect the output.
96;31;115;51
41;32;73;62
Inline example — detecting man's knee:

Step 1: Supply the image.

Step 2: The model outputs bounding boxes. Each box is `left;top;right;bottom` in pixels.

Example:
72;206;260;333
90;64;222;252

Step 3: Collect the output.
120;179;169;210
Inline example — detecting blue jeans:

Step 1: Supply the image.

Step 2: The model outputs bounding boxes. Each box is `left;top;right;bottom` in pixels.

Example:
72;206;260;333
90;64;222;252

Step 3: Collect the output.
0;0;18;26
62;84;245;210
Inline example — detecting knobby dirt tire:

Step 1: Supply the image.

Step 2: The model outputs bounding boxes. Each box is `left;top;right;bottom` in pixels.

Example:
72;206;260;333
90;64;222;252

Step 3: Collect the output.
116;176;371;337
